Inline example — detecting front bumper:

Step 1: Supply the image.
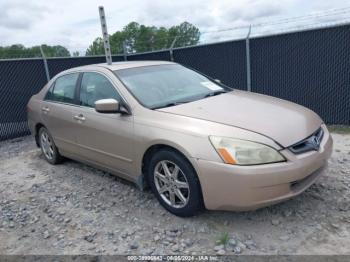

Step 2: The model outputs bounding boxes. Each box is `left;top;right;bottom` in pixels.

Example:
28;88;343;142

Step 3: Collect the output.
195;125;333;211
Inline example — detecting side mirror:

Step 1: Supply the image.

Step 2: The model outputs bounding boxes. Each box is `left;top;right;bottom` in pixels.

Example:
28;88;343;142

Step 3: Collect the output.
95;99;120;113
214;79;221;83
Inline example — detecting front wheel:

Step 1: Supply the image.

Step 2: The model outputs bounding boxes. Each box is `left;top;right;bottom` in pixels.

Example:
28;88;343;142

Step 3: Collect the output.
147;149;203;217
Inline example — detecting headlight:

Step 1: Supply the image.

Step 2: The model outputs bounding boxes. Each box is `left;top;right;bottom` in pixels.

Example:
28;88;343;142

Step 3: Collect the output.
209;136;285;165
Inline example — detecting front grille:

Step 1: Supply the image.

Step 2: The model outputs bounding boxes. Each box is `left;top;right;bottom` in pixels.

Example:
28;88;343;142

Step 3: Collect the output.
289;127;324;154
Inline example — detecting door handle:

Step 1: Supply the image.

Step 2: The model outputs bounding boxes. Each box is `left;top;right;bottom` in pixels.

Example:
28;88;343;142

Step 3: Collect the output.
41;106;50;113
73;114;86;121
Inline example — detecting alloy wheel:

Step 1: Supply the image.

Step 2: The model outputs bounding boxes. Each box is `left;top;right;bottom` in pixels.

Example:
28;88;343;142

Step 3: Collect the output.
40;131;54;160
153;160;190;208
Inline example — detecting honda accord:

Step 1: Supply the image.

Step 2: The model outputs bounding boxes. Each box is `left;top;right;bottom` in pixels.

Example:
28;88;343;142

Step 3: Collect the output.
27;61;333;217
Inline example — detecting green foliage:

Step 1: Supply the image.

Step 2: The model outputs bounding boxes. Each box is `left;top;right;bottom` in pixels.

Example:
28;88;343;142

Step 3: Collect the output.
217;232;230;246
168;22;200;48
328;125;350;134
86;21;200;55
85;37;105;56
0;44;71;59
0;21;200;58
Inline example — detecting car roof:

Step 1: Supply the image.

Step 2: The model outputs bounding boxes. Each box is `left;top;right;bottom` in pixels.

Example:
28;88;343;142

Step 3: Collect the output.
64;60;175;73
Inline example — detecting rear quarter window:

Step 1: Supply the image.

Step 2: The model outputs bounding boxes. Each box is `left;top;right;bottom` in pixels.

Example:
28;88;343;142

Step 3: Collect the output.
44;82;55;100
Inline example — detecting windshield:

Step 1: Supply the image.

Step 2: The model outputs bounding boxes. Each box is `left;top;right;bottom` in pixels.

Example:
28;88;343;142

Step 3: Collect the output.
114;64;230;109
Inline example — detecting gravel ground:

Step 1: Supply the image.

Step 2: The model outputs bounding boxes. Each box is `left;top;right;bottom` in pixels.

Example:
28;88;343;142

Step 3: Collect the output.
0;132;349;255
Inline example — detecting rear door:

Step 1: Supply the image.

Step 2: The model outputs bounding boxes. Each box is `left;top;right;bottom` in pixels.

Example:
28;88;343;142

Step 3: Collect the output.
70;71;135;177
41;73;80;153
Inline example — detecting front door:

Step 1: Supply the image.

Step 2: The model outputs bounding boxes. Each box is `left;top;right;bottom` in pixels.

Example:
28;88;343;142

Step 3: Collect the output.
71;72;135;177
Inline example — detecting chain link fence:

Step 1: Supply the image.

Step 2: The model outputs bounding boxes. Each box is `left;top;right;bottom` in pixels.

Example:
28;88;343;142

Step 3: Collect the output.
0;59;47;140
250;25;350;125
173;41;247;90
0;23;349;141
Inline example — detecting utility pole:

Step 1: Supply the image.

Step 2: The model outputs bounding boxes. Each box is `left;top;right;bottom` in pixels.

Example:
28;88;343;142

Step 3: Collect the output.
245;25;252;92
123;41;128;61
98;6;112;65
40;45;50;82
169;36;178;62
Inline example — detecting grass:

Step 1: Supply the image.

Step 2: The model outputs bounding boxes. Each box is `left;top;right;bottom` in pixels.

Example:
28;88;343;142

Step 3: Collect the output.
328;125;350;134
217;232;230;246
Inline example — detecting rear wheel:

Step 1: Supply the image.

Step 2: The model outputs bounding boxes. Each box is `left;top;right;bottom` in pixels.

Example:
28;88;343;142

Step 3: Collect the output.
39;127;63;165
147;149;203;217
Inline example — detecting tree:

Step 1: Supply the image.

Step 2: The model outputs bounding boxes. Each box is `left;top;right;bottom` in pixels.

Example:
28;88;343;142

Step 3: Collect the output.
0;44;33;58
168;22;200;48
86;37;105;56
36;45;71;57
110;31;127;54
85;21;200;55
0;44;70;59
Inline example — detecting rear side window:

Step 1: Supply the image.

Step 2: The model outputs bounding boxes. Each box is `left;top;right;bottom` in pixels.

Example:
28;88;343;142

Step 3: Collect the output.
46;73;79;104
79;72;121;108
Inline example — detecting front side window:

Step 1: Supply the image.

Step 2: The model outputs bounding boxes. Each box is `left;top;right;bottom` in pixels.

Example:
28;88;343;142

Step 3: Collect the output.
79;72;121;108
47;73;79;104
114;64;228;109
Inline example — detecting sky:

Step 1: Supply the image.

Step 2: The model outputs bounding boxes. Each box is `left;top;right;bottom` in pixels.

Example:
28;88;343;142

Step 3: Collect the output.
0;0;349;55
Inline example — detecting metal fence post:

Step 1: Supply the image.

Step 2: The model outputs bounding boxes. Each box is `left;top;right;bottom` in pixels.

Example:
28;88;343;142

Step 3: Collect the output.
98;6;112;65
169;37;178;61
123;41;128;61
39;45;50;82
245;25;252;92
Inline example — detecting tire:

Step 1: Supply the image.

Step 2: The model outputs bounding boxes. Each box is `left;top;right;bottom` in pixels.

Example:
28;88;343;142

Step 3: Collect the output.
147;149;203;217
38;127;63;165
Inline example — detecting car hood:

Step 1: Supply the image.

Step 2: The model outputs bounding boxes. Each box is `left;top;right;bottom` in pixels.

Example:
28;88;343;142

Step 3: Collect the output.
157;90;323;147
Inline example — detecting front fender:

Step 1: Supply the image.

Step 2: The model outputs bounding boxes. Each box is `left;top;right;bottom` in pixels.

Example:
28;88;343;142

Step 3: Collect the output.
133;124;222;179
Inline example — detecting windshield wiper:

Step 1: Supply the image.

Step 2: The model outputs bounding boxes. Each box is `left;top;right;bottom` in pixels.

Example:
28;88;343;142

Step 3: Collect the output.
153;90;228;109
203;90;227;98
152;101;190;110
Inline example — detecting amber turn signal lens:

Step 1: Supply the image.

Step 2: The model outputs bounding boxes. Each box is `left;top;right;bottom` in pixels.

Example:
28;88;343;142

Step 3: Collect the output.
217;148;236;164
